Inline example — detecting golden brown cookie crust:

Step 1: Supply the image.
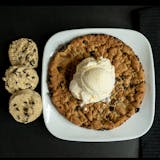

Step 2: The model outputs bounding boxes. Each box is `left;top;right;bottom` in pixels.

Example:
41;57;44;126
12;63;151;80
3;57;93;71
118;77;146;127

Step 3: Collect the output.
48;34;145;130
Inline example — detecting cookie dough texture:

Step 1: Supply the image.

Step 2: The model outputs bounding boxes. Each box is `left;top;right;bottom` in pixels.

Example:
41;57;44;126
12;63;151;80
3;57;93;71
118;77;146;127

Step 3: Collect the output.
3;66;39;94
9;89;42;124
48;34;145;130
8;38;38;68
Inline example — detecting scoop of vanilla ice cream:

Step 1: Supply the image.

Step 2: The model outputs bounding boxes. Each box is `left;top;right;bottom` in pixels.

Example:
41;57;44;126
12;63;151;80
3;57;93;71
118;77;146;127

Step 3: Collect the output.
69;57;115;106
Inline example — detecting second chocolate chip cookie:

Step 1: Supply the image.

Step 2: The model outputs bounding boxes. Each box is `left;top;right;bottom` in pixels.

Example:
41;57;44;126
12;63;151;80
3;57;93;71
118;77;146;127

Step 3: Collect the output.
3;66;39;94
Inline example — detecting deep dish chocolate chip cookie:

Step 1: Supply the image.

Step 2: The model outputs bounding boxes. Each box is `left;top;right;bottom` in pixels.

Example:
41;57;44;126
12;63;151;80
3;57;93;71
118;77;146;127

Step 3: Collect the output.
9;89;42;124
48;34;145;130
8;38;38;68
3;66;39;94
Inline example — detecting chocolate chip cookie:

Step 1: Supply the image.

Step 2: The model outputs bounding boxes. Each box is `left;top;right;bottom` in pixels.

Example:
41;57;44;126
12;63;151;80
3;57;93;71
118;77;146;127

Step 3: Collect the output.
9;89;42;124
48;34;145;130
3;66;39;94
8;38;38;68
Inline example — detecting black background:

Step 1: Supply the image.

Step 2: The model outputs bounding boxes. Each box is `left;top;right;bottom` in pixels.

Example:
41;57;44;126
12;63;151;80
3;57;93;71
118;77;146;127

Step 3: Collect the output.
0;5;152;158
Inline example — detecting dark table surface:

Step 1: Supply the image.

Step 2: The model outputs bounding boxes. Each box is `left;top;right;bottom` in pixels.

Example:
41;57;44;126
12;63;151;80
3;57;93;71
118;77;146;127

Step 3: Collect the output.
0;5;151;158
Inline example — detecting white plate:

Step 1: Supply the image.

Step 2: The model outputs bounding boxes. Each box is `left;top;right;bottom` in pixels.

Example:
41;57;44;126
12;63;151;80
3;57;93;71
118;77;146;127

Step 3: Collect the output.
41;28;155;142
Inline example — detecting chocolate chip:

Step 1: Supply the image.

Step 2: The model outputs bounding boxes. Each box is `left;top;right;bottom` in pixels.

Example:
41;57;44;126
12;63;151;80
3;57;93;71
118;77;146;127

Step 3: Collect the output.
32;76;35;79
33;49;36;52
123;52;127;55
25;83;31;87
24;112;29;117
19;56;22;60
105;115;109;119
5;82;9;87
16;107;19;111
48;90;53;97
75;106;81;110
116;77;121;82
12;68;18;74
24;101;27;104
26;73;30;77
82;40;88;45
58;44;68;52
123;84;128;90
135;55;140;60
89;51;95;56
26;54;30;60
23;107;28;112
58;106;62;109
106;48;110;52
17;115;20;120
91;34;97;36
57;66;63;72
121;75;125;80
135;108;140;113
110;99;116;105
109;106;114;111
23;69;27;73
13;104;17;106
32;101;35;105
126;96;130;100
30;60;35;66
